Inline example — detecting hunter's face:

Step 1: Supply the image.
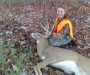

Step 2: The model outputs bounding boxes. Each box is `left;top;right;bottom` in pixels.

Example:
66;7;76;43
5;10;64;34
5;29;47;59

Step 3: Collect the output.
57;8;65;18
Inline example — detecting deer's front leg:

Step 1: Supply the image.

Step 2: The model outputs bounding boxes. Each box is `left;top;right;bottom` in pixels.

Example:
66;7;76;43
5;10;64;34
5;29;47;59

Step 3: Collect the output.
33;65;43;75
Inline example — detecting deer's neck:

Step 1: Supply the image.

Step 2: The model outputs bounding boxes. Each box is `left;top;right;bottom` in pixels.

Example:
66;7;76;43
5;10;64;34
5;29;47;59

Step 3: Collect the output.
37;39;49;59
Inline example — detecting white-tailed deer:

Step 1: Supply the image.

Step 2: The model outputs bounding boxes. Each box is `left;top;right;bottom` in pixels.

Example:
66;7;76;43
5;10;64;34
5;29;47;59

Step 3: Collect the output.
31;32;90;75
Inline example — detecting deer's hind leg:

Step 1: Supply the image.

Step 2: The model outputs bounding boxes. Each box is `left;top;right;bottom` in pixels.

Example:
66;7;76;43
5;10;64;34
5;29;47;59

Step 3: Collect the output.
50;60;87;75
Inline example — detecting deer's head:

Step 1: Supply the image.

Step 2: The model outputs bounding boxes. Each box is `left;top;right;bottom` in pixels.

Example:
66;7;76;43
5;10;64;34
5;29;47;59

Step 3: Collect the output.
31;32;49;60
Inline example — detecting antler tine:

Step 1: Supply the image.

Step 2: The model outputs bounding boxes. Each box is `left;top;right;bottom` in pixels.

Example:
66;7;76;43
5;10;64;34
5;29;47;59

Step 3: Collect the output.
39;22;52;38
40;22;50;32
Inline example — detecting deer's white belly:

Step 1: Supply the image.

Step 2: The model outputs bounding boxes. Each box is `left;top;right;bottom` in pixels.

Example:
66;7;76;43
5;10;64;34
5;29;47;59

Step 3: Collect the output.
51;60;87;75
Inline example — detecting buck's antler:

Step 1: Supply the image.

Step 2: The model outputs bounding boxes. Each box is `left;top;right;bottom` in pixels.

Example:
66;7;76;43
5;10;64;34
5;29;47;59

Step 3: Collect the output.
39;22;51;38
39;17;58;39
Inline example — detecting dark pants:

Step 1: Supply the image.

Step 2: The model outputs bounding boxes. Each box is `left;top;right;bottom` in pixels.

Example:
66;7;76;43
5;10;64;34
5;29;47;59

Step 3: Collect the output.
48;34;72;47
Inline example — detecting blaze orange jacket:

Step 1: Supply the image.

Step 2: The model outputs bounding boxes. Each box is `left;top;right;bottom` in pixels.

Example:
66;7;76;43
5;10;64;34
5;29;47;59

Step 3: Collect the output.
52;17;74;39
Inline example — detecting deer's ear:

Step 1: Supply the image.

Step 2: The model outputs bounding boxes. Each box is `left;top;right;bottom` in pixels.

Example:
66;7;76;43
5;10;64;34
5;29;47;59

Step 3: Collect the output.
31;32;42;40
